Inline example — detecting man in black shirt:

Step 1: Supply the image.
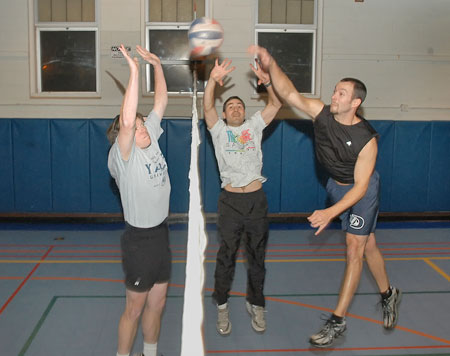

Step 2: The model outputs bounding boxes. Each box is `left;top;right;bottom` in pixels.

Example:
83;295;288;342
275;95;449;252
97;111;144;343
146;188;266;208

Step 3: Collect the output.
249;45;401;348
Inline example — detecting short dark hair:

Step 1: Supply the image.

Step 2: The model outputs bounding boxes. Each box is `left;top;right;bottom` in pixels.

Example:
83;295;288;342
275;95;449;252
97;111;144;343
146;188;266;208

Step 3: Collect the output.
106;112;144;145
222;96;245;113
340;78;367;104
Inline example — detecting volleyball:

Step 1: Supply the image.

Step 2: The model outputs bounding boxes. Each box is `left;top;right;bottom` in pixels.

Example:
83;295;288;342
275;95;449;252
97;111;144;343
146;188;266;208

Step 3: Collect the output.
188;17;224;58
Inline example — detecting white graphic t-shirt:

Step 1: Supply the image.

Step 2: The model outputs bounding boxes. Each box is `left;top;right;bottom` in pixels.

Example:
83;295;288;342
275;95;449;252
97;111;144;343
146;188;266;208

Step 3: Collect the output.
209;111;267;188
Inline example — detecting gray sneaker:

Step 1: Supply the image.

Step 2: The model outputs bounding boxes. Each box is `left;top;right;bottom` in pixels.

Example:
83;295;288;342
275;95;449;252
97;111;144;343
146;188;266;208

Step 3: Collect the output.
246;301;266;333
382;287;402;329
216;303;231;335
309;317;346;348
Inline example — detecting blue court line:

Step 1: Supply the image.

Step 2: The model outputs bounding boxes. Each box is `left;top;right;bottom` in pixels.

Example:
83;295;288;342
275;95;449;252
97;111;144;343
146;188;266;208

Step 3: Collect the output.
0;221;449;231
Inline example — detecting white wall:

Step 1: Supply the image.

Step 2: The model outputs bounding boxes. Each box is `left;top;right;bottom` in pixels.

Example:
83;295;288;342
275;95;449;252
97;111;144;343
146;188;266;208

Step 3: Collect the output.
0;0;449;120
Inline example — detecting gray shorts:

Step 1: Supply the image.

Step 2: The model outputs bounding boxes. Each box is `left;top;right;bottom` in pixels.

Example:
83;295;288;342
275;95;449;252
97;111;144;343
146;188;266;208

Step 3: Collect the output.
326;171;380;236
120;221;171;292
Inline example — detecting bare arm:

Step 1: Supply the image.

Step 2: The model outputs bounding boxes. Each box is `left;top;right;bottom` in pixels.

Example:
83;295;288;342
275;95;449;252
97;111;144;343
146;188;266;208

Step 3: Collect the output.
203;58;235;129
248;45;324;119
136;45;167;120
307;138;378;235
117;44;140;161
249;60;282;125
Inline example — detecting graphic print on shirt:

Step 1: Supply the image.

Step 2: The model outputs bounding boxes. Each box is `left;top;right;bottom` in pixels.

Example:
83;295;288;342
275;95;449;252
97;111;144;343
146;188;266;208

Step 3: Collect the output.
225;128;256;153
144;151;168;187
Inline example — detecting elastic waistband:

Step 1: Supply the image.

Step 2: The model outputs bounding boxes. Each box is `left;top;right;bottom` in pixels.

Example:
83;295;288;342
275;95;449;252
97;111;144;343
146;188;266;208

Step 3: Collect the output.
125;219;167;232
222;188;265;198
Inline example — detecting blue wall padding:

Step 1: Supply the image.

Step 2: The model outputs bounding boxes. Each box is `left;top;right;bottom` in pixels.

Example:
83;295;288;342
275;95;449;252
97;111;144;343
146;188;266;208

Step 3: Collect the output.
279;120;327;212
12;120;53;212
51;120;90;212
0;120;14;212
391;122;432;212
202;123;222;213
89;120;121;213
0;118;449;214
262;120;283;212
371;121;395;212
166;120;192;213
429;122;450;211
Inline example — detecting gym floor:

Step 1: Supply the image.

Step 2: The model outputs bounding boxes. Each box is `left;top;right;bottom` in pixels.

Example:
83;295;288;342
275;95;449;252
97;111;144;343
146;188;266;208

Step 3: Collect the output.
0;220;449;356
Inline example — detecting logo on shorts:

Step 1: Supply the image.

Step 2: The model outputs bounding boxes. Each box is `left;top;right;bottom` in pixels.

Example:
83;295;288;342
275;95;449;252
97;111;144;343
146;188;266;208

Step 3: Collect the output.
134;278;141;286
349;214;365;229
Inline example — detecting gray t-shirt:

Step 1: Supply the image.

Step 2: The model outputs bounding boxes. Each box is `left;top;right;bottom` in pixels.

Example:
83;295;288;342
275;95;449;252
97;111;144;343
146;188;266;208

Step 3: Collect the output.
209;111;267;188
108;111;171;228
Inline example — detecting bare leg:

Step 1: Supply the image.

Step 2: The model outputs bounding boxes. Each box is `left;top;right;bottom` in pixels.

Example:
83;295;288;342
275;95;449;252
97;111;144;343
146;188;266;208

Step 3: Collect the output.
117;289;148;354
334;233;368;317
141;282;169;343
364;232;390;293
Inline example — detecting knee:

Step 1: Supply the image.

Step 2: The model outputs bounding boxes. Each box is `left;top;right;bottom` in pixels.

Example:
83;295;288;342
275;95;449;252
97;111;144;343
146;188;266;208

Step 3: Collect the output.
346;238;366;264
124;302;144;322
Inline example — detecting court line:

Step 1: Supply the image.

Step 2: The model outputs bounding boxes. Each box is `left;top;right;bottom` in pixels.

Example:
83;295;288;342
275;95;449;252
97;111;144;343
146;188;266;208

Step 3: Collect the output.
18;293;450;355
205;345;450;354
1;256;450;263
423;258;450;282
0;246;53;316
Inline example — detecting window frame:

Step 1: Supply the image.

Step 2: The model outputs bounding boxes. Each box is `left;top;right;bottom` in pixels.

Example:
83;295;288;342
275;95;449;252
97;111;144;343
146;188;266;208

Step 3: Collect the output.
143;0;210;96
29;0;100;98
254;0;322;97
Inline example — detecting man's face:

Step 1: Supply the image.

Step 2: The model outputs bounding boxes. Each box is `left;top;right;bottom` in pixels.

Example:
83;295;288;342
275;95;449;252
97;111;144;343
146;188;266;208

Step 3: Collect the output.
330;81;359;115
135;117;151;148
223;98;245;127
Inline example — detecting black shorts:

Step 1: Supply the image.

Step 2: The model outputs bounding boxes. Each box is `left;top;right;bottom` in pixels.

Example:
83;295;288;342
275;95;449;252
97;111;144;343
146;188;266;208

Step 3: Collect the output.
120;221;171;292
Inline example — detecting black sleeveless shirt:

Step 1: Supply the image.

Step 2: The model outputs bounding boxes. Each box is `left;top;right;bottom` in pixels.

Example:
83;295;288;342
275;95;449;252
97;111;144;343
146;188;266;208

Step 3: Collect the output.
313;105;378;184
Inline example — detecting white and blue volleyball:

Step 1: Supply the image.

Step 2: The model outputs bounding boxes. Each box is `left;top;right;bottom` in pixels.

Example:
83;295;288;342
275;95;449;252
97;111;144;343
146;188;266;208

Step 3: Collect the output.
188;17;224;58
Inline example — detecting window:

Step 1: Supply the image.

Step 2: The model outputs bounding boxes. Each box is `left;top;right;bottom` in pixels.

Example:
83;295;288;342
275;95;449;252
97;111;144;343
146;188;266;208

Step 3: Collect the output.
145;0;210;94
256;0;317;95
33;0;99;95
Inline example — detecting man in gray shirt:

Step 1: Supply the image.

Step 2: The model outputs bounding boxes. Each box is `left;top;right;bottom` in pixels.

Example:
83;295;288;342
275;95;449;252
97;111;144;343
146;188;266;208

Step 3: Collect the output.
204;57;281;335
107;44;170;356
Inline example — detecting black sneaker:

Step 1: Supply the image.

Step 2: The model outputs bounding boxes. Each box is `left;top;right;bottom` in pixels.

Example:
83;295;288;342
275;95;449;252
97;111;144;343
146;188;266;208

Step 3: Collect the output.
309;317;346;348
382;287;402;329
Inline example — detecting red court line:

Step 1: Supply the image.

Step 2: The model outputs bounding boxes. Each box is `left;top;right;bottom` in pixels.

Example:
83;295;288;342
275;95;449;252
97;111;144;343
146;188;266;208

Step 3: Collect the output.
205;345;450;354
32;276;124;283
0;246;54;316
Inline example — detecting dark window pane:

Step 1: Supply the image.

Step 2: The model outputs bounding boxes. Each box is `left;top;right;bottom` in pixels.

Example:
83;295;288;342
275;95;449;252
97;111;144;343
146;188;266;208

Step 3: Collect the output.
150;64;205;93
40;31;96;92
149;29;190;60
258;32;313;93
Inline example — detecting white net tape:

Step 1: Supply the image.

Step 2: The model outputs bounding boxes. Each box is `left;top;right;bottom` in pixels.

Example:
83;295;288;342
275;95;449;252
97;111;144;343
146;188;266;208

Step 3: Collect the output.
180;67;208;356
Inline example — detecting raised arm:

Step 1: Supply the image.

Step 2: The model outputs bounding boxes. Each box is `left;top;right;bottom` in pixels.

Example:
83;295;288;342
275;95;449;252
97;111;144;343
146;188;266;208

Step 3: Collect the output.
248;45;324;119
203;58;235;129
136;45;167;120
308;138;378;235
117;44;140;160
249;59;282;125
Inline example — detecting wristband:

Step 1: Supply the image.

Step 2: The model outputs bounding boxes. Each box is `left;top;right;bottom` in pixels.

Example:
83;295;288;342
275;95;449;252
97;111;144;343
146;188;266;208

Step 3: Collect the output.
264;81;272;88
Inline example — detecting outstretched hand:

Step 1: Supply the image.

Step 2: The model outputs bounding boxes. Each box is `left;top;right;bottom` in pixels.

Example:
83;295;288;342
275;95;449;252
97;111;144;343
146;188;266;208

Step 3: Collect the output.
247;45;273;72
307;208;333;236
249;59;270;86
136;45;161;66
210;58;235;86
119;44;139;72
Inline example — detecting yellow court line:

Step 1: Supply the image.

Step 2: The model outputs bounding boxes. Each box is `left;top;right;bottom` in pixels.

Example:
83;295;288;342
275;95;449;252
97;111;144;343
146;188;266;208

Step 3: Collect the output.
1;256;450;264
423;258;450;282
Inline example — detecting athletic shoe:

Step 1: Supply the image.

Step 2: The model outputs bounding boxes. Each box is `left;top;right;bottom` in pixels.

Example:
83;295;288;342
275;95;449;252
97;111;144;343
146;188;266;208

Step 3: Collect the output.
216;303;231;335
309;317;346;348
246;301;266;333
132;353;144;356
382;286;402;329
